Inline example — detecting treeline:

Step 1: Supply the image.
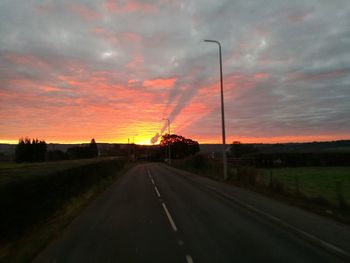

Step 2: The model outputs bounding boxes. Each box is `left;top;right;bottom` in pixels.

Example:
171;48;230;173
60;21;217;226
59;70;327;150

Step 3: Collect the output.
15;138;47;162
229;141;350;167
254;152;350;167
13;134;200;163
15;138;99;162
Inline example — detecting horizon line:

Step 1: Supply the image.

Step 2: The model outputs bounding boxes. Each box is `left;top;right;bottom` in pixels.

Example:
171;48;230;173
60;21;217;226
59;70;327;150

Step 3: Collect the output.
1;138;350;145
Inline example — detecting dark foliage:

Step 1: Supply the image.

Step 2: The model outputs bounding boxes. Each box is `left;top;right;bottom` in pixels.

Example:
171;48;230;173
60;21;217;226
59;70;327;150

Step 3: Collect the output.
192;154;207;169
100;144;126;157
90;138;98;157
230;141;258;158
47;150;68;161
15;138;47;162
0;159;126;244
160;134;200;159
254;140;350;154
67;139;99;159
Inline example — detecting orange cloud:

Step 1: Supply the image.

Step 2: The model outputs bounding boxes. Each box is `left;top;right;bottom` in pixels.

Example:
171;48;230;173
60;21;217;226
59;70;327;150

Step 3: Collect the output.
143;78;177;89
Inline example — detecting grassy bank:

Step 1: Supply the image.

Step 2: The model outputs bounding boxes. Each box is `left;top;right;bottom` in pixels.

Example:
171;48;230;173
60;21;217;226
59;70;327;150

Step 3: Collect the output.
0;157;129;262
172;155;350;223
260;167;350;206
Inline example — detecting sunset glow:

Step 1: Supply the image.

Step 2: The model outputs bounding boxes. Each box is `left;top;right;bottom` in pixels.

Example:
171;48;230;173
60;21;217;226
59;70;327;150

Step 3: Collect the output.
1;1;349;145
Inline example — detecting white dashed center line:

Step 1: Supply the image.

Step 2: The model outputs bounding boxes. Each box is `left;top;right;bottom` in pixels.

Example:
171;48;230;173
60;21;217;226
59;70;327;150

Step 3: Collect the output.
147;170;152;180
186;255;194;263
161;202;178;232
154;186;161;197
148;169;194;262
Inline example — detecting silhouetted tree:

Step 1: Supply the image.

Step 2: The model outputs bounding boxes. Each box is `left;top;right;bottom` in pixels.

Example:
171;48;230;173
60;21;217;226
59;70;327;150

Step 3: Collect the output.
160;134;200;159
15;137;47;162
89;138;98;157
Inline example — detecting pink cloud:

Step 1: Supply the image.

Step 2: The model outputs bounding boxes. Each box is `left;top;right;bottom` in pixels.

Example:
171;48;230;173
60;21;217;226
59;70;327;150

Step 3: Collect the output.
143;78;177;89
39;86;62;92
105;0;158;13
126;55;144;69
254;72;269;79
4;52;49;70
68;4;101;20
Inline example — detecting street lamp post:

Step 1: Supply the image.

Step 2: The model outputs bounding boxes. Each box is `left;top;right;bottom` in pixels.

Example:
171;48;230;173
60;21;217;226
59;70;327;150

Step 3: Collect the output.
132;134;138;160
204;39;228;180
162;118;171;165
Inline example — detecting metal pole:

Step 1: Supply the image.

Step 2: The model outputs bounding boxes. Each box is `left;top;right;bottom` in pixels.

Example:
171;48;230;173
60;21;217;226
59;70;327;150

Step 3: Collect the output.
204;39;227;180
167;119;171;165
163;118;171;165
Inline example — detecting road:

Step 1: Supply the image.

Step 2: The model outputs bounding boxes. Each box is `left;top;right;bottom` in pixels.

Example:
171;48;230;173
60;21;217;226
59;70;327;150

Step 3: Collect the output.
35;163;349;262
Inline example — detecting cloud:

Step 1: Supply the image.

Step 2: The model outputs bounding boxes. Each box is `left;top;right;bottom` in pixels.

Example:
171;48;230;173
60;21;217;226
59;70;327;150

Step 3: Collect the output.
0;0;350;143
105;0;159;13
150;132;160;144
143;77;176;89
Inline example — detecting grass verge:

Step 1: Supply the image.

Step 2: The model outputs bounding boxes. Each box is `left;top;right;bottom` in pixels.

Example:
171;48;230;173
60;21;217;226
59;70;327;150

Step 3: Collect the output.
259;167;350;206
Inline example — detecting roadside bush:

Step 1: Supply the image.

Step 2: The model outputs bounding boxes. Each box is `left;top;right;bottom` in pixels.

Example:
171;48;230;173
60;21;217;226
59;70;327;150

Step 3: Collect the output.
0;158;126;243
192;154;207;169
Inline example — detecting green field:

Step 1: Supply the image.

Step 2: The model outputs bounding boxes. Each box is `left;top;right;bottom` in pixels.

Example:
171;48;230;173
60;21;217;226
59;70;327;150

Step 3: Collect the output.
259;167;350;206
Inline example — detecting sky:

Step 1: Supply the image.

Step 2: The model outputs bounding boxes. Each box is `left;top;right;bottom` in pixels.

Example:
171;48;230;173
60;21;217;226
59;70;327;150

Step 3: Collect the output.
1;0;350;145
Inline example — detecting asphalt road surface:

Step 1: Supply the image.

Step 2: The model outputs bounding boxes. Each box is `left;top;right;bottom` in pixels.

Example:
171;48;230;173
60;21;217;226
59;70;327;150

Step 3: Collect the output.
35;163;348;263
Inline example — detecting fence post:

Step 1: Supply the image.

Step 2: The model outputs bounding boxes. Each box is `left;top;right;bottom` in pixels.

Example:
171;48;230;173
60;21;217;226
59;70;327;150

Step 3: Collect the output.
336;181;347;209
269;170;273;190
294;174;300;195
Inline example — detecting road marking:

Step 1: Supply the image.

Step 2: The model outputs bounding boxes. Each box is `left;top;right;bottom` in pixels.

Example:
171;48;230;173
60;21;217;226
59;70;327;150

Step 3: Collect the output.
154;186;161;197
177;239;184;246
147;169;156;185
186;255;194;263
161;202;178;232
147;169;152;179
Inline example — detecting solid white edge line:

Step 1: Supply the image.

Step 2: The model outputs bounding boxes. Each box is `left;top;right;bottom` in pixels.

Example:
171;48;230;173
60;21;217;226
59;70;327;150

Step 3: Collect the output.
186;255;194;263
151;179;155;185
154;186;161;197
161;202;178;232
